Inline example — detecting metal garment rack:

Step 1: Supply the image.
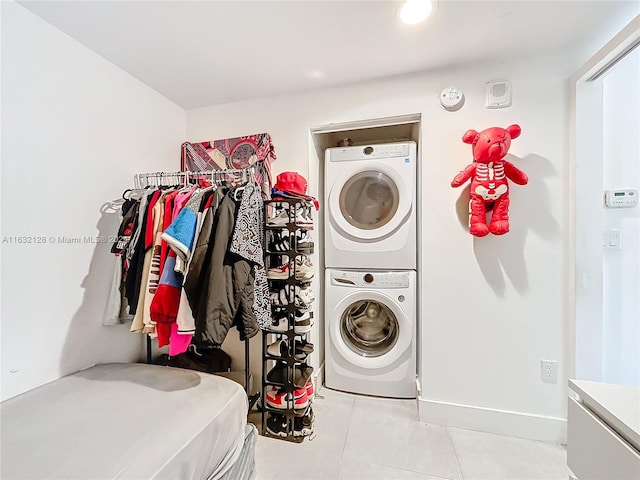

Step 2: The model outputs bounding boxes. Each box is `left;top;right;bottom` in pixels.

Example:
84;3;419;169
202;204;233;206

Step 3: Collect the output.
136;165;262;412
134;166;257;189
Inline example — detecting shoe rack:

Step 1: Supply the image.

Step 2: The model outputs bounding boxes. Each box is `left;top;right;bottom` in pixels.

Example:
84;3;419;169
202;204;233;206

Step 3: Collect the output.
261;198;315;441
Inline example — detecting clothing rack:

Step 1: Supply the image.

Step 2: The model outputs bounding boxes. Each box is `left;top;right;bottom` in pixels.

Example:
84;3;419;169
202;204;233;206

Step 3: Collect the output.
134;166;259;189
137;164;263;413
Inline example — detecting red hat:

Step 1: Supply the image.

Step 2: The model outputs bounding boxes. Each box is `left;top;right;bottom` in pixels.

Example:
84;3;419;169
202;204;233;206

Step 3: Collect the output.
274;172;308;195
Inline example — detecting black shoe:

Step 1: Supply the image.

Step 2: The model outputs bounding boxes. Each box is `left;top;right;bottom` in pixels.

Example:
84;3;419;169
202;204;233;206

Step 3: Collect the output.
267;363;313;388
266;412;289;438
266;339;315;361
269;231;291;253
293;407;314;437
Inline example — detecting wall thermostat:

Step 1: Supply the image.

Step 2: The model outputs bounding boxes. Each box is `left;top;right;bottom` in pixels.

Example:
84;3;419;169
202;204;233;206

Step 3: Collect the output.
486;80;511;109
605;189;638;208
440;86;465;112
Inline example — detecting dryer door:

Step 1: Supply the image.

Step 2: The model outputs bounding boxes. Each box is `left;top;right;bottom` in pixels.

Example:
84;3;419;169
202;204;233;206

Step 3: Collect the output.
329;290;412;369
328;162;412;241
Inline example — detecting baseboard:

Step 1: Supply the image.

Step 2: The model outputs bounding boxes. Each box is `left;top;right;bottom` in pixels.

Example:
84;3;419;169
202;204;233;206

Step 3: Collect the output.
418;397;567;444
313;362;325;390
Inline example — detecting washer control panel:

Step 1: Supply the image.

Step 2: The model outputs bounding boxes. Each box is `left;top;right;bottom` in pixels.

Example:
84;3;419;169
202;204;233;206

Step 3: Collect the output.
328;142;412;162
331;270;410;288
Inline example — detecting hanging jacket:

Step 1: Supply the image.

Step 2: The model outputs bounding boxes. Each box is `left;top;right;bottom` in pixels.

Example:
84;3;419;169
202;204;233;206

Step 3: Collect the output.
185;192;258;347
229;182;271;330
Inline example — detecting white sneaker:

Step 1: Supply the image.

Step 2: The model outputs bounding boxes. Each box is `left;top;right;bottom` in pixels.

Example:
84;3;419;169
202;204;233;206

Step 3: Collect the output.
268;316;288;332
267;209;290;227
270;285;314;308
267;262;292;280
297;285;314;306
295;206;313;229
295;231;314;253
294;258;314;281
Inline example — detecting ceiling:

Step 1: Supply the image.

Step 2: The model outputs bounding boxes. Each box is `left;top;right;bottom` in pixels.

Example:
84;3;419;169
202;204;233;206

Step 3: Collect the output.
18;0;639;109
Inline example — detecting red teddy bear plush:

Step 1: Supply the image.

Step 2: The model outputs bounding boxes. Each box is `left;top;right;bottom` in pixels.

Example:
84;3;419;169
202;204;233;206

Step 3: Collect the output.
451;124;528;237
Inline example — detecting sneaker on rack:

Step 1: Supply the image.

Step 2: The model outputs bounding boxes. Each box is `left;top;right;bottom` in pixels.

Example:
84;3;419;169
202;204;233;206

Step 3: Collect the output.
295;206;314;229
267;208;291;227
267;316;288;333
295;231;314;253
266;339;288;358
297;285;315;308
293;313;312;334
267;262;291;280
270;285;315;309
296;340;314;356
266;385;309;410
305;380;314;401
269;310;312;335
269;231;291;253
266;412;288;438
266;338;314;361
293;408;315;437
269;288;289;306
294;258;314;281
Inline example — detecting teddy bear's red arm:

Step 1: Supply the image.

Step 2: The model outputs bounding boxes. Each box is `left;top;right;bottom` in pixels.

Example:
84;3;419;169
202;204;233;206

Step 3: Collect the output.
503;161;528;185
451;164;476;188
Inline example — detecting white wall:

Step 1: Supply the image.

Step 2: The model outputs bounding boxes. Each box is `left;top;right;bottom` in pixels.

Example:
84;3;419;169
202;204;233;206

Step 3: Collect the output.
601;47;640;386
186;50;585;442
0;2;186;401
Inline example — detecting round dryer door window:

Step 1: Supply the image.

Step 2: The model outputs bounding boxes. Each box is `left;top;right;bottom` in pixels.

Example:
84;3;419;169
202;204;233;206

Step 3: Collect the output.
339;171;399;230
340;299;399;358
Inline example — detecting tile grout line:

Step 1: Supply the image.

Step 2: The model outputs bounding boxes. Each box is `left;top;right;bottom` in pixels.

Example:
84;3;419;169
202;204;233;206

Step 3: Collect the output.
337;396;357;471
445;426;466;480
341;455;457;480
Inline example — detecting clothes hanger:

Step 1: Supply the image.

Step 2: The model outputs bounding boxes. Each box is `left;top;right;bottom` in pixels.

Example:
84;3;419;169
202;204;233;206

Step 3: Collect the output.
232;168;252;201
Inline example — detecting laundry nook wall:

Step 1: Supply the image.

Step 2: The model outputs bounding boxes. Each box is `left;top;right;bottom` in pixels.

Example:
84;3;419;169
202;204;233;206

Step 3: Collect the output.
187;51;579;442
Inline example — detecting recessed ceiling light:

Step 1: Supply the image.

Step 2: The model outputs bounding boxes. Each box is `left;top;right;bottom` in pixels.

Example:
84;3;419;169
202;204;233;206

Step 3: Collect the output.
398;0;434;25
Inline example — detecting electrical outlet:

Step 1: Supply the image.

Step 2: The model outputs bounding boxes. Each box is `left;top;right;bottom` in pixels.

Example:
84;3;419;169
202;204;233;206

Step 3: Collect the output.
541;360;557;384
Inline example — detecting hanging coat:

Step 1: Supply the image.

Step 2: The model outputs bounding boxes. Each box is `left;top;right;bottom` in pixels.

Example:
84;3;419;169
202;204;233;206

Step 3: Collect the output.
185;192;258;347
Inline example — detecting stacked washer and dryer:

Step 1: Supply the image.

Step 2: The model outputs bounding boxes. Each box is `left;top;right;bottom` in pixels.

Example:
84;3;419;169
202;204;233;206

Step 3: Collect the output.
324;142;417;398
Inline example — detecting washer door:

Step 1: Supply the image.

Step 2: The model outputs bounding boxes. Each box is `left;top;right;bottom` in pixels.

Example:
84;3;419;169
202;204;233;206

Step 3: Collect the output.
328;162;411;241
329;291;412;369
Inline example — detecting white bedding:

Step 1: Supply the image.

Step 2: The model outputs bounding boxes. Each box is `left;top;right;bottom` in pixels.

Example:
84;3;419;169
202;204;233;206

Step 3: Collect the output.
0;363;248;480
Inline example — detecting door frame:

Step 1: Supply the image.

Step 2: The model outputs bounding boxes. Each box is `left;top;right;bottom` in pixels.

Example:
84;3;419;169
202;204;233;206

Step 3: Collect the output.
568;16;640;382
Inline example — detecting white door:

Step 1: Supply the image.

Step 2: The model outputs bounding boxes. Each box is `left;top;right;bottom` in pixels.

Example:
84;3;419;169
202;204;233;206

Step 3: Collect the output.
329;291;412;369
328;162;412;241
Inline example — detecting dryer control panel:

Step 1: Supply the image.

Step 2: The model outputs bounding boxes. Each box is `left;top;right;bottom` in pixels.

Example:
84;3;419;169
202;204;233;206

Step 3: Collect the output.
330;270;410;288
328;142;412;162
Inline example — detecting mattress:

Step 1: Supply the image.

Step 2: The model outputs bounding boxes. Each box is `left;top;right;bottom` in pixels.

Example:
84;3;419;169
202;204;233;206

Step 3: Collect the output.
1;363;248;480
220;424;257;480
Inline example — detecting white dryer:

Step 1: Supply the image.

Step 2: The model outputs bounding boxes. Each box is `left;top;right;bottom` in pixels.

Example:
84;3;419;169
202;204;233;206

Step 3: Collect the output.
324;269;416;398
324;141;417;270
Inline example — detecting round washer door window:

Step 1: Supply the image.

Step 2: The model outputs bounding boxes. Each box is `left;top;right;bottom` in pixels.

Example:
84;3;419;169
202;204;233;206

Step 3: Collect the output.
340;299;399;358
339;171;399;230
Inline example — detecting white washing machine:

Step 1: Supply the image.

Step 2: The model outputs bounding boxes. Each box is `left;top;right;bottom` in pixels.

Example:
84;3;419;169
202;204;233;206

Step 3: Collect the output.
324;141;417;270
324;268;416;398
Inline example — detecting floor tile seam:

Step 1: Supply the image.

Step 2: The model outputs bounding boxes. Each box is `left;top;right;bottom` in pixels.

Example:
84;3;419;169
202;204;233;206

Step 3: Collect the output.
445;425;466;480
338;397;356;459
340;455;456;480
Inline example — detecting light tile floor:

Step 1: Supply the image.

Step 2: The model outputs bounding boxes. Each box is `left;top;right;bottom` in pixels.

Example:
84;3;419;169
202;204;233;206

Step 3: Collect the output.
253;387;568;480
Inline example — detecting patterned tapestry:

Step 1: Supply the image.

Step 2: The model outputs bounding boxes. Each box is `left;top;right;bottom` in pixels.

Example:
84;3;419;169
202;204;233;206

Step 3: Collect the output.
181;133;276;189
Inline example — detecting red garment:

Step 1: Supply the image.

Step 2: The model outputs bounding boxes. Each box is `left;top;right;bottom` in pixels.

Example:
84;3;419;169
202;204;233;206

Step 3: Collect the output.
144;190;161;250
203;193;214;210
156;323;171;348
